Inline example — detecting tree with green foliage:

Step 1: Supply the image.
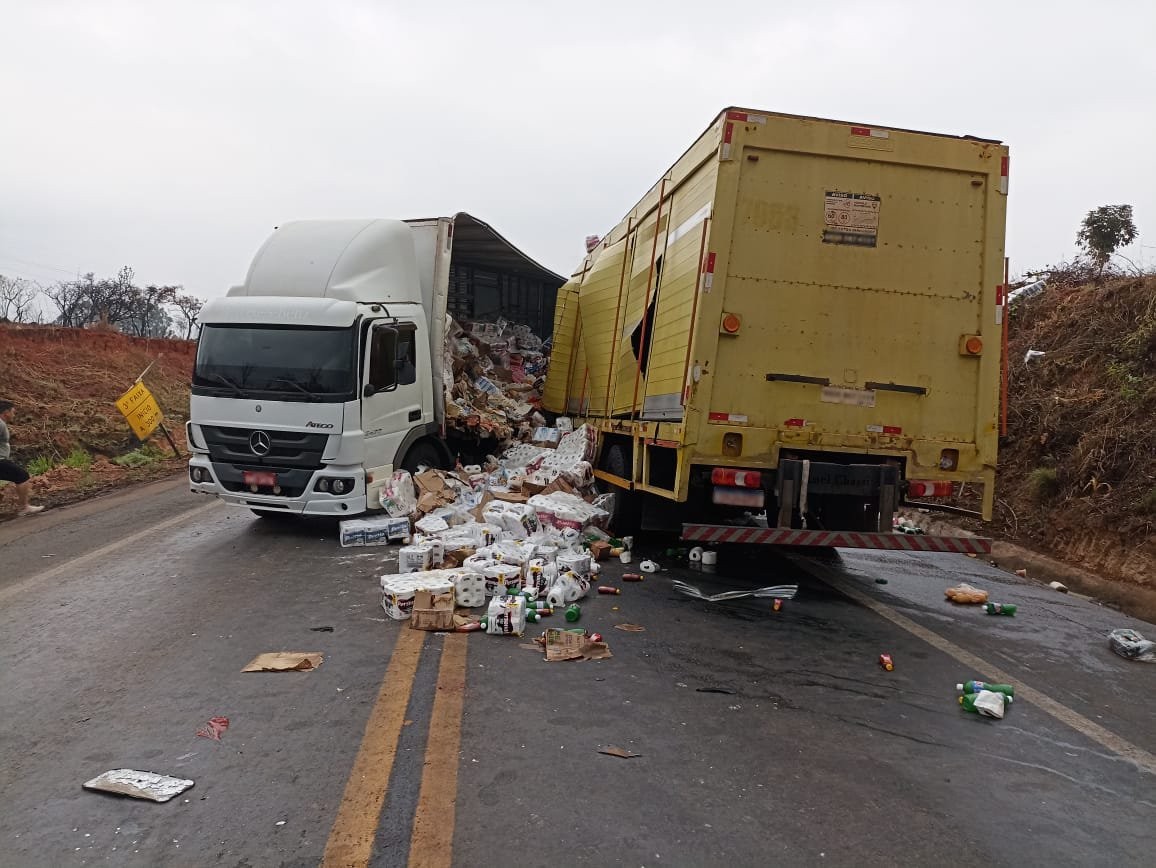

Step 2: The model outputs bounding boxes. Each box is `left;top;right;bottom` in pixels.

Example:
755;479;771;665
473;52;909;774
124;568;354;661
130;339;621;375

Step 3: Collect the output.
1077;205;1138;278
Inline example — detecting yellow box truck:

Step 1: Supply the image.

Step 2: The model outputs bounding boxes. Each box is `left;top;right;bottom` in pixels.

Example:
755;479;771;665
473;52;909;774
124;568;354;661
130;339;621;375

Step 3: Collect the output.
543;107;1008;552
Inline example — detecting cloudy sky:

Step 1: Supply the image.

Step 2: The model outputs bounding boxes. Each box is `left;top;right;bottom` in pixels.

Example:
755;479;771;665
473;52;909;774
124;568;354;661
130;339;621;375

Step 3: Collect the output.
1;0;1153;302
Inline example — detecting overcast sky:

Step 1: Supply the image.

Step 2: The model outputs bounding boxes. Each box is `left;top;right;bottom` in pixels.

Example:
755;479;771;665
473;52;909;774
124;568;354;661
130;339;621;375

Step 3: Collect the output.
1;0;1153;302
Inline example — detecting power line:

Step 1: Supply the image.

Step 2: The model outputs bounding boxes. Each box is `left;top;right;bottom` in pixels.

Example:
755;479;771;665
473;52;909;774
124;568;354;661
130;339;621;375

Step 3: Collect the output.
0;251;81;276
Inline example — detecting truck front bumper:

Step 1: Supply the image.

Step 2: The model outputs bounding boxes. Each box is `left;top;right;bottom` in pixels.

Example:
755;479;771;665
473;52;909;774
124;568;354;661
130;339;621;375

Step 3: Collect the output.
187;455;367;516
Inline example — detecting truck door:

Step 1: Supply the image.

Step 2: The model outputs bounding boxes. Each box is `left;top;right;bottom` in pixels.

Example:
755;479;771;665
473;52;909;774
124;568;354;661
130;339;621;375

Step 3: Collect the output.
362;321;424;479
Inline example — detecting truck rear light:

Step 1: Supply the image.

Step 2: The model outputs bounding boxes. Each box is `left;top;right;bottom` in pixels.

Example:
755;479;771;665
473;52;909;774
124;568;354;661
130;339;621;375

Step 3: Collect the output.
711;468;762;488
712;486;765;508
908;480;954;498
960;335;984;356
999;155;1009;195
720;312;741;334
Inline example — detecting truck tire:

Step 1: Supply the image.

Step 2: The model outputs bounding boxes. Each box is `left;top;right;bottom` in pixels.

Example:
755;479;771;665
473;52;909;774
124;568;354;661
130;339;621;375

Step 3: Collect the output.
401;440;447;475
600;442;641;535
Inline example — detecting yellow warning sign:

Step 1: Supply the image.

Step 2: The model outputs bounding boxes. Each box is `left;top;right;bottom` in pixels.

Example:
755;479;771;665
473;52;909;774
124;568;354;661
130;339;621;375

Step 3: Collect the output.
115;381;164;441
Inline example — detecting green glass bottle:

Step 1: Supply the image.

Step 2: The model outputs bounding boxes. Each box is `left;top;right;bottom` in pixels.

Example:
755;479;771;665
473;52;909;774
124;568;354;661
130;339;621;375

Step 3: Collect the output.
984;603;1017;616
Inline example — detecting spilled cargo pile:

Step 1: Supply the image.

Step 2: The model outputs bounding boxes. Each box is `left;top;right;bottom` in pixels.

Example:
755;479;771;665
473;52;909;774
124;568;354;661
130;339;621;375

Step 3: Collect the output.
340;424;634;651
442;318;550;445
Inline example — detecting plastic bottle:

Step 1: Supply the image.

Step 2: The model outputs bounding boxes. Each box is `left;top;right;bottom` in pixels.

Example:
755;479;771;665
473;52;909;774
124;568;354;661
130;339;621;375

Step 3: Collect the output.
564;604;581;622
957;681;1014;697
984;602;1017;616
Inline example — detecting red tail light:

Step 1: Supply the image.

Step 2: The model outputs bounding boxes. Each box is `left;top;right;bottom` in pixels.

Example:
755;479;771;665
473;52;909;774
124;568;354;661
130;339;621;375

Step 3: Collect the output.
908;480;954;498
711;468;762;489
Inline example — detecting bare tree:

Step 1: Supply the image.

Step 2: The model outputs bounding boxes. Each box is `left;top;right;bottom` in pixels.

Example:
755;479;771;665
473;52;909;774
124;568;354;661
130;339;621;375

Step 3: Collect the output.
0;274;41;322
171;293;204;340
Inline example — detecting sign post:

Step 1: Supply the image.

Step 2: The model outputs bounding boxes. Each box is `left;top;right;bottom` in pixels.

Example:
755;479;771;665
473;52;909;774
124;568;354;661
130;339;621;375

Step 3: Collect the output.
115;380;180;457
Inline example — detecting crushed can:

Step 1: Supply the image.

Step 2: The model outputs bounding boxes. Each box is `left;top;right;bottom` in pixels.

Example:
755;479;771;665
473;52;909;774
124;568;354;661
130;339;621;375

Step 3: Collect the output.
879;653;894;671
772;598;783;612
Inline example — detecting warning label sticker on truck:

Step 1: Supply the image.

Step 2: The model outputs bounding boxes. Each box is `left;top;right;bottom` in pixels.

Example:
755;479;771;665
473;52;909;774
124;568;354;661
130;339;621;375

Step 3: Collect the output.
822;192;880;247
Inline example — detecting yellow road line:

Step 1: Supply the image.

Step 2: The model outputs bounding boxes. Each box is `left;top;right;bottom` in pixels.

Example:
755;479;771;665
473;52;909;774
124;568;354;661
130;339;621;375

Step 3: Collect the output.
322;627;426;867
408;634;469;868
0;501;220;605
814;567;1156;776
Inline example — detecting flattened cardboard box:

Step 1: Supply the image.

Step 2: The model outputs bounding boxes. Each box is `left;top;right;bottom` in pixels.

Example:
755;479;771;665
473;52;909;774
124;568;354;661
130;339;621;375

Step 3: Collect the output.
410;589;455;631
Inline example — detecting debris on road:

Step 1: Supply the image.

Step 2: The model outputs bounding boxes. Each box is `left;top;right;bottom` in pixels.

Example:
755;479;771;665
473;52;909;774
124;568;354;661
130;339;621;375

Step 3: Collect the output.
194;716;229;741
598;746;640;758
1108;628;1156;663
879;654;894;671
672;580;798;604
410;589;456;631
1048;581;1069;593
640;560;660;573
696;687;736;695
614;623;646;632
984;602;1017;616
241;652;323;672
772;597;784;612
621;573;644;582
959;690;1012;719
1014;568;1028;578
945;582;988;604
83;769;194;803
339;515;412;548
543;627;612;662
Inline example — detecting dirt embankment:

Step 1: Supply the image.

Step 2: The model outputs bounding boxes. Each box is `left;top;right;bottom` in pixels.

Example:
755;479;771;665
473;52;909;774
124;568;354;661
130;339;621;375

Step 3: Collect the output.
992;274;1156;591
0;324;194;519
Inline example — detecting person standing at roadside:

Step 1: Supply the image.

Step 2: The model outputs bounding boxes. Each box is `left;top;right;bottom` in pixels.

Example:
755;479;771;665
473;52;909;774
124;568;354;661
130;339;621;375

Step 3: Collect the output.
0;400;44;516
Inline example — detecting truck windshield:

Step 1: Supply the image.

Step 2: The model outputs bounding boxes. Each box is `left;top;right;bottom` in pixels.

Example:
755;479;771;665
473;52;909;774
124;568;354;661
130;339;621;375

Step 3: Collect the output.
193;325;356;402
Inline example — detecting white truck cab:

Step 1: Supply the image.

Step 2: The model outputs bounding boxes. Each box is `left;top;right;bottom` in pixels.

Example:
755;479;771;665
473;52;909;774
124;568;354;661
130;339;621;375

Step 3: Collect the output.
187;216;561;518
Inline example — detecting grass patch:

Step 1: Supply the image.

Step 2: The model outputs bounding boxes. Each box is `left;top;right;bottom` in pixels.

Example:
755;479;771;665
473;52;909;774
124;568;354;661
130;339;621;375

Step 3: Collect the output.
26;455;54;476
1028;466;1061;501
114;446;165;468
63;448;92;470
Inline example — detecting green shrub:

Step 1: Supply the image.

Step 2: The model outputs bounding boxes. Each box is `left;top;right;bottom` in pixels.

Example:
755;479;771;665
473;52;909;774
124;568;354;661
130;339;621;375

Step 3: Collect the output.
26;456;54;476
1028;467;1061;501
63;448;92;470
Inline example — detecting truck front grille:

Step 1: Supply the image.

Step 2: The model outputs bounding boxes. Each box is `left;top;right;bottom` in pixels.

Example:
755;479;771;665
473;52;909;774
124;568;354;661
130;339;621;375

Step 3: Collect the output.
200;426;328;471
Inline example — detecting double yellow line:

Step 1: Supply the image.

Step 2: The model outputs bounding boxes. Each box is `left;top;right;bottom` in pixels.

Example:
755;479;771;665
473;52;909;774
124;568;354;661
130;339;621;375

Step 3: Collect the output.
322;629;468;867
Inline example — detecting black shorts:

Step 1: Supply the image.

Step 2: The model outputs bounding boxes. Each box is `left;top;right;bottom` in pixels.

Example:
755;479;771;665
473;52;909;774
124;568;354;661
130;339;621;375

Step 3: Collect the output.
0;459;30;484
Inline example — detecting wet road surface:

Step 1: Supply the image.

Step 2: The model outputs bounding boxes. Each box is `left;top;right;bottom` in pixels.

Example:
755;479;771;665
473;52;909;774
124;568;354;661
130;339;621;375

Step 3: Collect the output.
1;479;1154;867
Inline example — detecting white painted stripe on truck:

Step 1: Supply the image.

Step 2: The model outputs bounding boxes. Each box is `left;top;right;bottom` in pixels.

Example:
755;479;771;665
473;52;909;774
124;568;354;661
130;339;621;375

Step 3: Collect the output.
666;205;712;248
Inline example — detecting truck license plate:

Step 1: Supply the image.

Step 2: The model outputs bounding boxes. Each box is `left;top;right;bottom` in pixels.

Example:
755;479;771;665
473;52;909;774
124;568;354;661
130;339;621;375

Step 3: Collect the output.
243;470;277;488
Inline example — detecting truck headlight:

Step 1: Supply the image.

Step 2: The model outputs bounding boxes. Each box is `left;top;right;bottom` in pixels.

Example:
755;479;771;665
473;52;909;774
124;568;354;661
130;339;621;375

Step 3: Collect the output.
331;478;348;495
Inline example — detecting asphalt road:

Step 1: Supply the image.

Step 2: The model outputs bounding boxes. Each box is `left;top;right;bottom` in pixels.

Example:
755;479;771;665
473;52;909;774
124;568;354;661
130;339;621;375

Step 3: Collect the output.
1;479;1154;867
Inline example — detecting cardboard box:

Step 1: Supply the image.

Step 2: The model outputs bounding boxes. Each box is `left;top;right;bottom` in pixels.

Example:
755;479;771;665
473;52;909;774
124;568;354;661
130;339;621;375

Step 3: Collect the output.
410;589;455;631
588;540;611;561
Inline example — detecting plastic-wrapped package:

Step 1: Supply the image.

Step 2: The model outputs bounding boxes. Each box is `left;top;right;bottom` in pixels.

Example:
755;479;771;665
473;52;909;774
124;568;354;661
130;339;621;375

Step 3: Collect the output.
380;470;417;517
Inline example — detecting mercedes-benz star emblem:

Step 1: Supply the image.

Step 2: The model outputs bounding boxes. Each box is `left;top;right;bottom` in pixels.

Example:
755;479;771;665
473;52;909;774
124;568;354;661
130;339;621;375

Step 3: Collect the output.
249;430;272;456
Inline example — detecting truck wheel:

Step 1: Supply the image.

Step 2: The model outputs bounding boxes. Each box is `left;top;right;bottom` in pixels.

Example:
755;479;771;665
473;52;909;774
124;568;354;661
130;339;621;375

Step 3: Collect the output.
600;442;641;535
402;440;446;475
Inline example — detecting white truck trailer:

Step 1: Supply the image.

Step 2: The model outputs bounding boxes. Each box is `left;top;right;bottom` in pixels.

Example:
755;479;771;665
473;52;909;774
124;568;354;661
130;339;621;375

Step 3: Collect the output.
187;214;562;518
